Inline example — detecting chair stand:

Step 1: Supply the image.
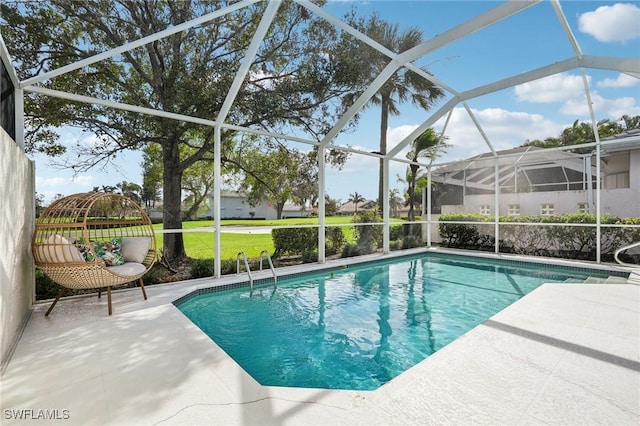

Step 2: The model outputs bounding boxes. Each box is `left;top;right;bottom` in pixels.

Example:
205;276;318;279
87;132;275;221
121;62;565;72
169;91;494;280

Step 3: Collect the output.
45;288;68;317
107;286;112;315
139;278;148;300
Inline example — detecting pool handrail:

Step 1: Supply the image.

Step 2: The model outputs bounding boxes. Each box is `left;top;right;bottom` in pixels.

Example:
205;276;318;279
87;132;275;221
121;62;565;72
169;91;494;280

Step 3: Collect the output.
236;251;253;290
614;241;640;268
259;249;277;286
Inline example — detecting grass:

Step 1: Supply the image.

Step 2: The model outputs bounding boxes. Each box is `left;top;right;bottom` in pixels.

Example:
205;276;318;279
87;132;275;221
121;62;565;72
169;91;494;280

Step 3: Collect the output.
153;216;405;260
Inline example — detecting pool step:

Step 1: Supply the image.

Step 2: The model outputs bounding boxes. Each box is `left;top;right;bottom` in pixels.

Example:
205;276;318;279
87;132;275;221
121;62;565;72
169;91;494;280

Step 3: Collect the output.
605;276;629;284
628;269;640;285
583;276;608;284
564;276;630;284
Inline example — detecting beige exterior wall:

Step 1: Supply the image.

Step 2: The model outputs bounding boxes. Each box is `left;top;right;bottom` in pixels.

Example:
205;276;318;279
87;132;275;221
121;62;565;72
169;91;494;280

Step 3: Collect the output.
441;148;640;219
0;127;35;369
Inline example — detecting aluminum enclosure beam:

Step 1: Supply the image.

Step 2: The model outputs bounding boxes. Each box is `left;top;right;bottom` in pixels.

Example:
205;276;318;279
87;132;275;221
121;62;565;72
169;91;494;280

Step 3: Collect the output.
20;0;260;88
388;55;640;159
319;0;539;147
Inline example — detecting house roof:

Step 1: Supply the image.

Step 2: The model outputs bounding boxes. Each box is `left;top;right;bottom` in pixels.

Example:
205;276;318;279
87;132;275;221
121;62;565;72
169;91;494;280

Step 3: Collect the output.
431;146;594;192
600;129;640;155
338;199;376;213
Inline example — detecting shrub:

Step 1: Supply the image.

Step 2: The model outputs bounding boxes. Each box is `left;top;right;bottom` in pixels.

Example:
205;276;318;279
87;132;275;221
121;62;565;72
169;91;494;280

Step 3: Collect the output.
325;226;346;256
301;250;318;263
341;243;363;258
439;212;640;262
142;266;165;284
190;258;214;278
272;227;318;258
439;214;484;248
352;211;382;254
401;235;422;249
35;270;61;300
220;258;237;275
389;224;404;241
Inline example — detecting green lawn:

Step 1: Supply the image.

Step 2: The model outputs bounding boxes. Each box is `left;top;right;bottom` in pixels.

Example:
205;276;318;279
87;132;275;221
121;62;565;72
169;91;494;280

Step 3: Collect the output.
153;216;404;260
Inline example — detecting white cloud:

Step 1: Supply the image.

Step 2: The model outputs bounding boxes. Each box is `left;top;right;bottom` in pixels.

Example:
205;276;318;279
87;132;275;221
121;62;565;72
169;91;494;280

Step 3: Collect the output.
434;107;563;159
326;129;417;201
560;92;640;117
597;73;639;88
579;3;640;43
36;175;95;188
334;108;564;170
387;124;418;157
513;72;639;118
514;73;586;103
35;174;96;203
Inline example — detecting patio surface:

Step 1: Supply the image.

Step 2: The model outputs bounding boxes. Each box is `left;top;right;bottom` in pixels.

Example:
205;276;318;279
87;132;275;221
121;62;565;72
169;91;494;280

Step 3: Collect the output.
1;253;639;425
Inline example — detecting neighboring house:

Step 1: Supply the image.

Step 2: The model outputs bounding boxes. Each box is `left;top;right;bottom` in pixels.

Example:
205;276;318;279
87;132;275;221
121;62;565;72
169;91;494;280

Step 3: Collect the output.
337;199;376;215
204;191;310;219
430;131;640;218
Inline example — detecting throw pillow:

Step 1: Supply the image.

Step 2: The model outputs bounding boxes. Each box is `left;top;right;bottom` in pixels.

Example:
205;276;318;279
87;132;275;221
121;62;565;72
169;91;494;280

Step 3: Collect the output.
76;237;97;262
121;237;151;264
91;238;125;266
35;234;85;264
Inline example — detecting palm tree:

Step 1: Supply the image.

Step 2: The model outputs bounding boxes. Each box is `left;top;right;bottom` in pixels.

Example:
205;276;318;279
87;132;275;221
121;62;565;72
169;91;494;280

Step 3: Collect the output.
352;14;444;215
348;191;365;214
621;114;640;130
389;188;403;218
406;128;447;223
116;181;142;205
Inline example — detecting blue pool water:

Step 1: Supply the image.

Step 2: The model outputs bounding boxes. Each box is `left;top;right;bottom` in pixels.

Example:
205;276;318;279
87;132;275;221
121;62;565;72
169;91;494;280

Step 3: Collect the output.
177;254;613;390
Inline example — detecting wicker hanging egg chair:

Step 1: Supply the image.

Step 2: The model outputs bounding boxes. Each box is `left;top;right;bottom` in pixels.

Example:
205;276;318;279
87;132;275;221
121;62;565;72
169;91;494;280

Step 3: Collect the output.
32;192;157;315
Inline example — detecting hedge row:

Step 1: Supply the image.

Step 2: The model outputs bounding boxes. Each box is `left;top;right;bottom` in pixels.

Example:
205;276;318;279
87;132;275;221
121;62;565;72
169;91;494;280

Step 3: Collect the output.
439;213;640;262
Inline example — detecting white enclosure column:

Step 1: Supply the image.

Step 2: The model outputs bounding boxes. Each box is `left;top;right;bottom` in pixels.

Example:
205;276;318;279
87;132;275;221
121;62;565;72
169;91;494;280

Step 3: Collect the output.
595;140;602;263
494;157;500;254
213;125;222;278
383;157;390;254
581;67;601;263
318;146;326;264
426;169;432;247
586;156;594;213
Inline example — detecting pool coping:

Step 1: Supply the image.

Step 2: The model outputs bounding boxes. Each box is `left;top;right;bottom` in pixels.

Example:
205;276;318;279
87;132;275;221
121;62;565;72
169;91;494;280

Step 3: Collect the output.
2;248;638;425
171;247;631;308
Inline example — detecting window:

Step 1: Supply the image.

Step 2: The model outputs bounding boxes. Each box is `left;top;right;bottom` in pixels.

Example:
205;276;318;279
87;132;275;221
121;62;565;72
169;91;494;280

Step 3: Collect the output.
540;203;554;216
507;204;520;216
480;205;491;215
604;172;630;189
577;203;589;213
0;59;16;140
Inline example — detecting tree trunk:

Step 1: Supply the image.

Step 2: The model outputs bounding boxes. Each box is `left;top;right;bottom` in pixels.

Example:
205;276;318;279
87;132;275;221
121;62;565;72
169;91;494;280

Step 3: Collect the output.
276;201;285;219
378;95;389;215
162;142;186;262
407;164;418;222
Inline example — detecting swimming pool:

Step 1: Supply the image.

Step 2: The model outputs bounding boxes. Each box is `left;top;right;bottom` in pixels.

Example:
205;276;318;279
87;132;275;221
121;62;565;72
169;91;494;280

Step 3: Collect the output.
176;253;621;390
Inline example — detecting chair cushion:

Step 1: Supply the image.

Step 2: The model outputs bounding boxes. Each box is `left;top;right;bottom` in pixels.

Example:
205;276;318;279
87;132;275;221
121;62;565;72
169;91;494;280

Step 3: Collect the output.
121;237;151;264
107;262;147;277
35;234;85;264
91;238;125;266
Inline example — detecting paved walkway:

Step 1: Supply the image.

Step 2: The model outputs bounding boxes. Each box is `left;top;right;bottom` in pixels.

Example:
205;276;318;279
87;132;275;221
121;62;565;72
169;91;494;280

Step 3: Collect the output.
1;254;638;425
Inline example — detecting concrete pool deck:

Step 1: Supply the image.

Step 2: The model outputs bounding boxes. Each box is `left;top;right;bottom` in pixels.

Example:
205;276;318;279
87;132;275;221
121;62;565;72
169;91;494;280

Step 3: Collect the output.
1;252;639;425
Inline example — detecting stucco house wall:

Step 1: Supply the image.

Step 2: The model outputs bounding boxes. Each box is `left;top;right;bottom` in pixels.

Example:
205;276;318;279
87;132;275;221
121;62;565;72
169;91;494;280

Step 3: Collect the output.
207;192;309;219
0;127;35;369
601;149;640;217
440;147;640;219
443;191;592;217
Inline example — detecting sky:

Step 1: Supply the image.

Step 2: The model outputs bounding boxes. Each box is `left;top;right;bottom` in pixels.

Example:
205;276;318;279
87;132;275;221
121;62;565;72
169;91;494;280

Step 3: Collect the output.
27;0;640;204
